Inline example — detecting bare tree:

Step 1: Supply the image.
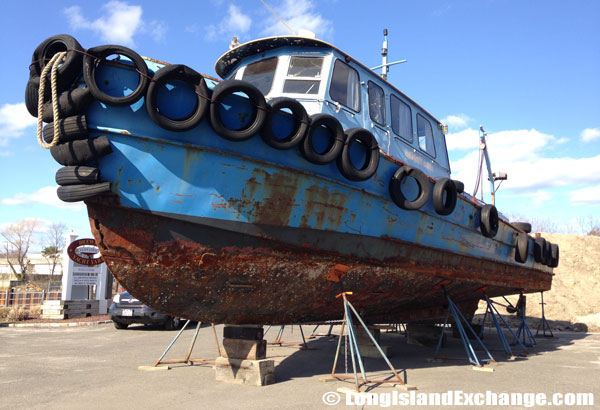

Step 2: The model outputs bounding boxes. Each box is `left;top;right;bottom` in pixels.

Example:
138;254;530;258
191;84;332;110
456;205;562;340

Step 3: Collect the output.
1;219;38;281
41;222;68;277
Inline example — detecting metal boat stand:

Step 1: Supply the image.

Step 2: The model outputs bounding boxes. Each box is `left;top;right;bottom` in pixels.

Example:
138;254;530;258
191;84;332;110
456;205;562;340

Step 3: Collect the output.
536;291;554;338
512;293;536;347
142;320;222;370
329;292;414;392
308;323;335;339
479;293;528;357
434;290;495;368
264;324;311;349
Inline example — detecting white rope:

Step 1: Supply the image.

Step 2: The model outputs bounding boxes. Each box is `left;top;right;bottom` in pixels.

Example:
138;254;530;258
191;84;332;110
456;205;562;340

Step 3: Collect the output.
36;51;67;149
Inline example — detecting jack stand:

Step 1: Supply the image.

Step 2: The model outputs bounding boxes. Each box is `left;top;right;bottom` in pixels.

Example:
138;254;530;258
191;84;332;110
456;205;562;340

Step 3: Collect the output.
535;291;554;338
434;290;495;368
141;320;221;370
308;323;336;339
479;294;528;356
265;324;310;349
330;292;413;392
512;293;536;347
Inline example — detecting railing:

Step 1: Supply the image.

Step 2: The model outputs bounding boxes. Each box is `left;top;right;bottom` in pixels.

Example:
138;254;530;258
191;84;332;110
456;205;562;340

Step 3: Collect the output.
0;290;61;307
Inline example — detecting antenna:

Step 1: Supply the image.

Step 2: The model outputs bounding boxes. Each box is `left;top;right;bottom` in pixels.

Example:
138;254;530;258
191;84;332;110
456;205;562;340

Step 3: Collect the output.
370;29;407;80
259;0;296;35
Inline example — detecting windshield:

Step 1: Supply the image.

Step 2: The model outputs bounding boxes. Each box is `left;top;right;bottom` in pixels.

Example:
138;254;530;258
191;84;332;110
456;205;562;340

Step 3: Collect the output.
242;57;278;95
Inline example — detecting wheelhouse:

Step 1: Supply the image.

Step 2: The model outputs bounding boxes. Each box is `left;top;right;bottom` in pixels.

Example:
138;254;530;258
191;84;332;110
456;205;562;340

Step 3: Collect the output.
216;36;451;179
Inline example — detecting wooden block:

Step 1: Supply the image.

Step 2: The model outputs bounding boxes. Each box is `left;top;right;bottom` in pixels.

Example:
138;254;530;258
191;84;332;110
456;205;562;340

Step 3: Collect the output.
222;338;266;360
357;344;392;358
138;366;170;371
472;365;495;372
215;357;274;386
223;326;264;340
397;384;418;391
40;314;65;320
355;327;381;344
318;376;338;382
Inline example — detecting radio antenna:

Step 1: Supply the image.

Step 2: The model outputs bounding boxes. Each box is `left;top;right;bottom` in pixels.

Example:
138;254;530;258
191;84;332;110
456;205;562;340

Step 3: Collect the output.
259;0;296;35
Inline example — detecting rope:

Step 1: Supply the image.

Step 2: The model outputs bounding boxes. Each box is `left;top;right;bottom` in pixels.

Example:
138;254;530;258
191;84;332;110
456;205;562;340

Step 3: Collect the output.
36;51;67;149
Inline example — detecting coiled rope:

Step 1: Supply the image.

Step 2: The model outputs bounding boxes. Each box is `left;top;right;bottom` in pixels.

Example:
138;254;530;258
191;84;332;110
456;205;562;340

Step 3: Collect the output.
36;51;67;149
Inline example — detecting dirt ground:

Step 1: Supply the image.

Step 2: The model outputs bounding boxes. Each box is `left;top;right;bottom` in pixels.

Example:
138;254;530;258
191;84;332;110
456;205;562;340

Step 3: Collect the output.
475;233;600;332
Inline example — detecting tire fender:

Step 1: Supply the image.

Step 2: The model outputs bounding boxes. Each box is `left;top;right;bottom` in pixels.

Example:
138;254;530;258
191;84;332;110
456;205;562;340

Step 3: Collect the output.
84;45;150;106
209;79;267;141
533;237;546;263
389;166;431;210
514;232;529;263
480;204;499;238
145;64;209;132
260;97;308;150
550;243;559;268
336;128;380;181
300;113;344;165
432;178;457;215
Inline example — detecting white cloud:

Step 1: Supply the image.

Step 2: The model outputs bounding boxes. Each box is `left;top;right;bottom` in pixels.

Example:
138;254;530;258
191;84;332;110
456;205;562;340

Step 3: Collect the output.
260;0;333;39
449;128;600;195
0;103;37;146
206;5;252;41
445;128;479;151
442;113;471;131
1;186;85;211
64;1;166;46
580;127;600;142
570;185;600;206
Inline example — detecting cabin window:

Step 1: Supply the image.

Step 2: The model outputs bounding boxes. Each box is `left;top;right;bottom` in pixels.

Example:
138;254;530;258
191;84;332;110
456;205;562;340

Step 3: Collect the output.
417;114;436;157
283;56;323;95
390;95;412;142
329;59;360;112
368;81;385;126
242;57;278;95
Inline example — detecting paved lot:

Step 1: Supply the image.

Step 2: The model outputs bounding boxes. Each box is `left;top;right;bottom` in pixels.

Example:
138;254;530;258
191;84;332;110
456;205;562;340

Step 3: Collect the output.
0;323;598;409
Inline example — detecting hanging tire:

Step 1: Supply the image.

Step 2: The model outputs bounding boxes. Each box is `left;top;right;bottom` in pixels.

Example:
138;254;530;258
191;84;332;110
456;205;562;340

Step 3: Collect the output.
389;166;431;210
50;136;112;166
261;97;308;150
25;77;44;117
432;178;457;215
480;204;498;238
209;79;267;141
42;87;94;123
452;180;465;194
533;237;546;263
550;243;559;268
43;115;88;144
336;128;380;181
300;114;344;165
145;64;209;131
515;232;529;263
543;240;553;266
84;45;150;106
512;222;532;233
29;34;85;97
55;166;100;186
57;182;111;202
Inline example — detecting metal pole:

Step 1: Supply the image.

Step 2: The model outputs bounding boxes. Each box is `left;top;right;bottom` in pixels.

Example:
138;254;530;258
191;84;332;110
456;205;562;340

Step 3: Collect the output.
331;311;347;376
211;323;222;357
184;321;202;363
154;319;192;366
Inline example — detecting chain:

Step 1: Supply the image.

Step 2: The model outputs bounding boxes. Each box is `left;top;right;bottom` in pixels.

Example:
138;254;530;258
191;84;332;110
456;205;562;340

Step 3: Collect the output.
344;331;348;375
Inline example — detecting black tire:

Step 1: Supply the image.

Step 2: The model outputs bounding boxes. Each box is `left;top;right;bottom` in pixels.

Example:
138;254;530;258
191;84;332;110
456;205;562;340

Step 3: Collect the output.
432;178;457;215
261;97;308;150
50;136;112;166
480;204;499;238
452;180;465;194
543;240;553;266
389;166;431;210
25;77;43;117
209;79;267;141
43;115;88;144
146;64;209;132
336;128;380;181
515;232;529;263
113;321;128;329
57;182;111;202
550;243;560;268
42;87;94;123
84;45;150;106
512;222;532;233
164;316;180;330
533;237;546;263
55;166;100;186
29;35;85;97
300;114;344;165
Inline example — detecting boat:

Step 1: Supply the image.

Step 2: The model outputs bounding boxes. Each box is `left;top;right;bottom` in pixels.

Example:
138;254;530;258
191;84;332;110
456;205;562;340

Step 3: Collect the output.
25;32;558;325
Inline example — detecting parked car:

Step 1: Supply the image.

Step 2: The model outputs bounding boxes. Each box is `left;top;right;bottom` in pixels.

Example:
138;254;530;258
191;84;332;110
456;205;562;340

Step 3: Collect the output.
109;291;181;330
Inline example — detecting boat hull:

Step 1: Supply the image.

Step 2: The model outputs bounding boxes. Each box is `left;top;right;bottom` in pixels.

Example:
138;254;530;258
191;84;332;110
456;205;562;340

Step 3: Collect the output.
88;198;551;324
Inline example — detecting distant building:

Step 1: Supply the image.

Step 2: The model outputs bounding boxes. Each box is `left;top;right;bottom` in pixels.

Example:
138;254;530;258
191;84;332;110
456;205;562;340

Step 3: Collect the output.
0;253;63;277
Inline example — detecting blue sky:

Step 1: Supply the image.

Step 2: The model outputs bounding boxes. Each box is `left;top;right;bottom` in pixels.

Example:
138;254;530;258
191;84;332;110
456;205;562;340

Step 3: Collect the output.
1;0;599;246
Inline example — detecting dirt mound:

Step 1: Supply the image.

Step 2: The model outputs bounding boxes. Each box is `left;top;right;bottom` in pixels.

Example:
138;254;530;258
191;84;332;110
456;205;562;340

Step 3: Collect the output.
476;233;600;332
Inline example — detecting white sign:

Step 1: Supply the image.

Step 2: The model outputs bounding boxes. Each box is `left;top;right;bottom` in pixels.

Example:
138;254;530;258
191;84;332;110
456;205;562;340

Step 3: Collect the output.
72;274;98;286
73;263;102;275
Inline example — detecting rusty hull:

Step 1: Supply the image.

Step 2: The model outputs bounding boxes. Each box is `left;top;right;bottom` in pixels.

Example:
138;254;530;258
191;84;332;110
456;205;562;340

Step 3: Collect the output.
87;198;551;325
